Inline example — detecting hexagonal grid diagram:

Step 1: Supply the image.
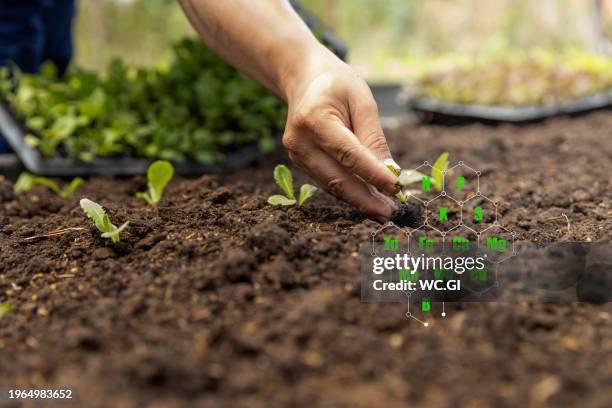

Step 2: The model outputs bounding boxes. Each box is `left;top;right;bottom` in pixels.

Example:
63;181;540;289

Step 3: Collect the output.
379;158;517;323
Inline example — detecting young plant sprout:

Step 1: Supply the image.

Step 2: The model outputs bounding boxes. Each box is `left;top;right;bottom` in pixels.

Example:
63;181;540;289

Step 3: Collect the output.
431;152;449;192
80;198;129;243
385;152;450;227
14;172;82;198
136;160;175;205
268;164;318;206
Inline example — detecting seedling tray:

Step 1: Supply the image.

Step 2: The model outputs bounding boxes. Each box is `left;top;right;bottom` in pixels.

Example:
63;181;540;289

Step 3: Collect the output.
0;101;280;176
0;1;346;177
408;90;612;123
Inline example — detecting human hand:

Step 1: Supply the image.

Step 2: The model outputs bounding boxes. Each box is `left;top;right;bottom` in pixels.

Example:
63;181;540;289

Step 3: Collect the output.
281;53;400;221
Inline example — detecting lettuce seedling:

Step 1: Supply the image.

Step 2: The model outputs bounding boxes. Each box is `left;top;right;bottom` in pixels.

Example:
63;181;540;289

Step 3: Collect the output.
14;172;82;198
385;152;449;203
432;152;449;192
136;160;174;205
268;164;318;206
0;302;12;320
80;198;129;243
385;160;426;203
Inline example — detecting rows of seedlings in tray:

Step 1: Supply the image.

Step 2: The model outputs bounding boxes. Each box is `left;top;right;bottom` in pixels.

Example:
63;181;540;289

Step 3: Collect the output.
0;38;287;164
411;52;612;106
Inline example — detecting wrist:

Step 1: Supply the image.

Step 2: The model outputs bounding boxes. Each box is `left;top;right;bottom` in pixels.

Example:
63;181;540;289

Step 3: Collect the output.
277;41;342;104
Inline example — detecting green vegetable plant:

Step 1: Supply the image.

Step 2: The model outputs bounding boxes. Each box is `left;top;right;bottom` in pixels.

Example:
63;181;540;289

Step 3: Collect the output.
14;172;82;198
268;164;318;206
0;40;289;164
136;160;174;205
80;198;129;243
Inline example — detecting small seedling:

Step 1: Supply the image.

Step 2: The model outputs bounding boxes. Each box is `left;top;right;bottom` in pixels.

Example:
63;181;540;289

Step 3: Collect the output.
80;198;129;243
14;172;82;198
385;159;426;203
432;152;449;192
136;160;175;205
0;302;12;320
385;153;450;228
268;164;318;206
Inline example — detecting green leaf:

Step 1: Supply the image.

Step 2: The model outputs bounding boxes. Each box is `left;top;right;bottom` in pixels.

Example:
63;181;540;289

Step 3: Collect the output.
80;198;128;243
14;172;82;198
273;165;294;200
399;169;427;186
80;198;114;233
138;160;174;205
101;221;130;244
32;177;63;196
14;172;35;194
267;195;296;206
396;191;409;203
135;192;154;205
432;152;449;192
61;177;83;198
297;184;318;206
0;302;12;320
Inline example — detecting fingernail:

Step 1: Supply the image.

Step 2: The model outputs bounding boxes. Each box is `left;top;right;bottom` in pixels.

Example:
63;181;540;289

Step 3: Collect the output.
387;181;401;195
383;158;401;175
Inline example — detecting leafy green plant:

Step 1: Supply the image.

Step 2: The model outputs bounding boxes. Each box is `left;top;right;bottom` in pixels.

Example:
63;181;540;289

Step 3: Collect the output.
0;302;12;320
0;39;289;164
268;164;318;206
14;172;82;198
136;160;174;205
80;198;129;243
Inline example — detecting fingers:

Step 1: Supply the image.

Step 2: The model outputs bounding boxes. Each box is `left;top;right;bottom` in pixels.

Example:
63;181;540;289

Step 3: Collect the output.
286;143;397;221
306;117;399;195
348;82;394;161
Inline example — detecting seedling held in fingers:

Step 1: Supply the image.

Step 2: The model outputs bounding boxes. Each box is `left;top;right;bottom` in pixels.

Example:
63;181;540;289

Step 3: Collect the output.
268;164;318;206
80;198;129;243
385;152;450;227
136;160;175;205
14;172;82;198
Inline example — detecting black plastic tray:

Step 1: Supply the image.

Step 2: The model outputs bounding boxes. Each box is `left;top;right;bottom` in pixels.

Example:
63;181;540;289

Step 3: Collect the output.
408;90;612;123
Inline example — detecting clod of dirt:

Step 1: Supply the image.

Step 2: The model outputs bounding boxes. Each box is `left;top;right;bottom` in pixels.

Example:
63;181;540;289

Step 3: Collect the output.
92;247;115;260
209;187;233;204
261;255;297;289
215;248;257;283
390;201;423;227
245;221;290;260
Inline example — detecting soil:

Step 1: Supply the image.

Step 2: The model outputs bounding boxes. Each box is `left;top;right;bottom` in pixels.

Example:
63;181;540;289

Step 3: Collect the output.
390;200;423;228
0;111;611;407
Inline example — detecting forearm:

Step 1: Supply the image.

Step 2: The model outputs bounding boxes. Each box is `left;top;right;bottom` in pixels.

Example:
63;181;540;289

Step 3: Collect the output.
178;0;335;101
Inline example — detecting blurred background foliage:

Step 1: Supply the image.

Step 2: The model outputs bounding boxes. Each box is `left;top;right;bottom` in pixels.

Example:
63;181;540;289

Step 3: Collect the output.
75;0;612;80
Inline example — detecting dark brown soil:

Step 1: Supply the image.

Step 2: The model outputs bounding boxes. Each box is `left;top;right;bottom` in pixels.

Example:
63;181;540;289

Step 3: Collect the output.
390;200;423;227
1;112;611;407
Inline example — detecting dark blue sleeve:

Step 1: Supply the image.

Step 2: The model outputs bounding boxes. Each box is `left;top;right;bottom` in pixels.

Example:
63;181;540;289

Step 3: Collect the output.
0;0;75;153
0;0;75;75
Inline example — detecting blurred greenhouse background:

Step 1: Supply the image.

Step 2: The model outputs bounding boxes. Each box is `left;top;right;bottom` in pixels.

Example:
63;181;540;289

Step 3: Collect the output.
75;0;612;79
